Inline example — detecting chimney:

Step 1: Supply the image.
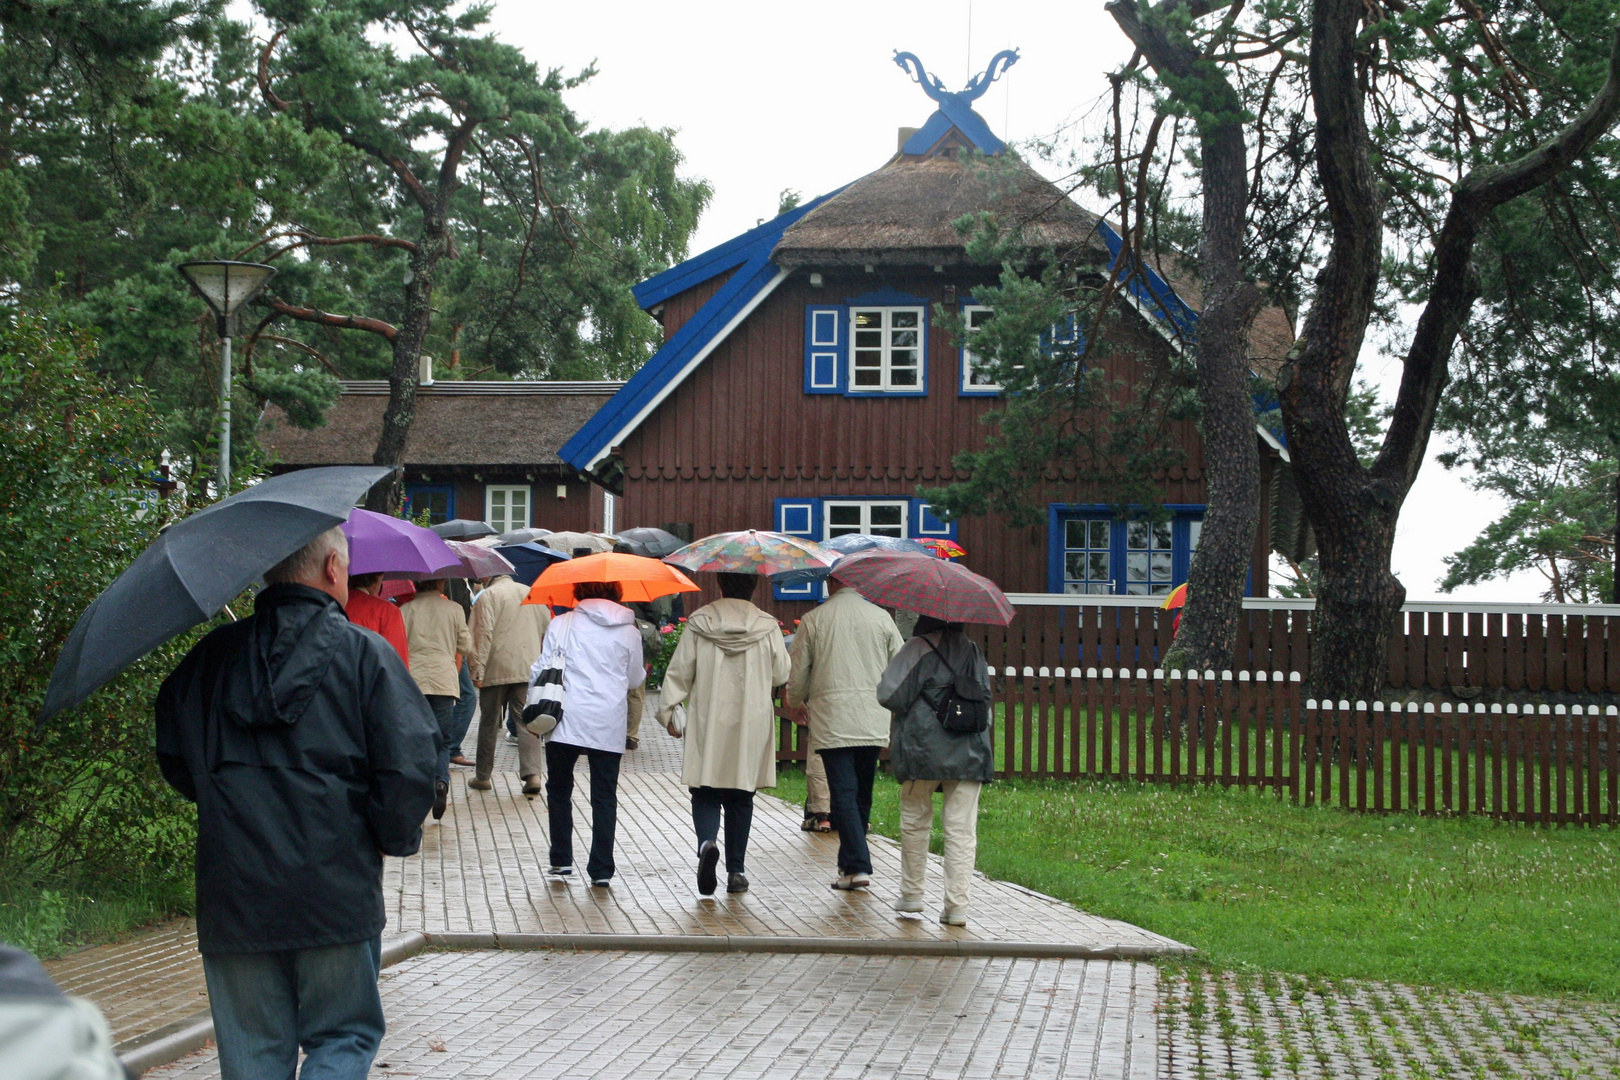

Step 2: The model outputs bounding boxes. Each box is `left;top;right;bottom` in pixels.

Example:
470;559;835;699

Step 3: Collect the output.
897;127;919;153
419;353;434;385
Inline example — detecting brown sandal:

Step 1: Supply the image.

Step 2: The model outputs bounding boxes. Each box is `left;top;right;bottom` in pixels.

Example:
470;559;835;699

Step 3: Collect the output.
801;813;833;833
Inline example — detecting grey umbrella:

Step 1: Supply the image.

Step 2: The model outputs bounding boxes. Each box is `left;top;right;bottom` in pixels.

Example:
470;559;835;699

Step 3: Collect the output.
497;527;552;546
40;465;390;721
613;527;686;558
430;518;497;540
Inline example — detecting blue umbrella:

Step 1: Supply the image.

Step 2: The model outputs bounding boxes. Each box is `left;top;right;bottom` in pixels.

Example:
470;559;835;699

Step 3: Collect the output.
495;542;570;586
770;534;932;588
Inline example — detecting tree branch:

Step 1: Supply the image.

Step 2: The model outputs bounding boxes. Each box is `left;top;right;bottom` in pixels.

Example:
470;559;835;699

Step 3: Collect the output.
259;295;397;341
263;232;419;260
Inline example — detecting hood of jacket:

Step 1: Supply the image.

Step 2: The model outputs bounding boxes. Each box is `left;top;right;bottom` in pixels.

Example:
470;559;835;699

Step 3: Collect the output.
575;597;634;627
686;598;782;655
215;583;347;729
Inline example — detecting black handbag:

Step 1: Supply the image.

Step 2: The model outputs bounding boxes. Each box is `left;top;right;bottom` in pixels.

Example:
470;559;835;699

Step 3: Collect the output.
924;638;991;735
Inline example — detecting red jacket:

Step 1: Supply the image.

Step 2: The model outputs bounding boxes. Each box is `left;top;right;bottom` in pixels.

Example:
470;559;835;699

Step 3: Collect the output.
345;590;410;669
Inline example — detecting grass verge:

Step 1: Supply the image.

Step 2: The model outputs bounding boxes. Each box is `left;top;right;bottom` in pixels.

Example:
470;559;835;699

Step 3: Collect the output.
0;869;193;959
769;767;1620;1000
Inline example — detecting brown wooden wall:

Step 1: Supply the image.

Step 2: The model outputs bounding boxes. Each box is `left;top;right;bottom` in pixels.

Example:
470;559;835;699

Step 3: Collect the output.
615;266;1269;607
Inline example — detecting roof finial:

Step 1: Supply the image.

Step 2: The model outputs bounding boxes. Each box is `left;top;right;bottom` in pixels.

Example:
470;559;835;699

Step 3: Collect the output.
892;48;1019;104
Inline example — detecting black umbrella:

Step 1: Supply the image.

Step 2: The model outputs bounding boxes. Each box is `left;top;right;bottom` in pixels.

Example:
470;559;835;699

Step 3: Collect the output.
40;465;390;721
494;542;571;587
614;527;686;559
431;518;497;540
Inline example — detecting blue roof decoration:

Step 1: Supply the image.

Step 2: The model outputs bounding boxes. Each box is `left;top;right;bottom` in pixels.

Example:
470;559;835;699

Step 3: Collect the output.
892;49;1020;156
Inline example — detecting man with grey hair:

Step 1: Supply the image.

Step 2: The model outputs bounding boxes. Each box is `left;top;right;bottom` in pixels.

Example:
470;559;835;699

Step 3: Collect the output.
156;524;437;1080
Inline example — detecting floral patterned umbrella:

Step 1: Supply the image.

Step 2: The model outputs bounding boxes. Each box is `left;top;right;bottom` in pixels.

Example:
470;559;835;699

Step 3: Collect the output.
663;530;837;577
917;537;968;560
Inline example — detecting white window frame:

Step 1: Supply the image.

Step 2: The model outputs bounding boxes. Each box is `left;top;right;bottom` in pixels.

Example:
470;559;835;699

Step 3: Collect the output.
602;491;616;534
822;500;910;539
485;484;530;535
960;304;1000;392
849;307;925;393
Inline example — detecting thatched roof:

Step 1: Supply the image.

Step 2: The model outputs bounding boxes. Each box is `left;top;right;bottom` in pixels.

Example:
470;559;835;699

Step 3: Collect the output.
259;381;622;468
1145;262;1297;379
773;154;1109;268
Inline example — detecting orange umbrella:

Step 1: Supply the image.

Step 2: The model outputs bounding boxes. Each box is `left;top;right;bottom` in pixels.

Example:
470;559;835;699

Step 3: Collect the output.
523;551;699;607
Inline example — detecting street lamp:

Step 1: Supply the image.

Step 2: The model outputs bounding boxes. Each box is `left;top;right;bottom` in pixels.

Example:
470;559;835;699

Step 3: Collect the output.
176;260;277;493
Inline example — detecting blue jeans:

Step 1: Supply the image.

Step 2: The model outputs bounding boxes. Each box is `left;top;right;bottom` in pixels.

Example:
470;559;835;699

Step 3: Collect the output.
820;745;881;875
202;937;384;1080
424;694;457;786
545;741;621;881
448;663;477;758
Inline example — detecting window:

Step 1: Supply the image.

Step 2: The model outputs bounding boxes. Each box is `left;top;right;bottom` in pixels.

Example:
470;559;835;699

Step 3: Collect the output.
824;500;908;538
404;484;454;526
485;485;530;534
1053;508;1204;595
1123;518;1175;596
1062;519;1113;595
602;491;616;534
851;307;924;391
961;305;998;393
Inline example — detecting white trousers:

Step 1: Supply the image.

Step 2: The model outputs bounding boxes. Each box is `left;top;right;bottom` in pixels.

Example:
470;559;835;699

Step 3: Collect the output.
898;779;983;912
804;734;829;814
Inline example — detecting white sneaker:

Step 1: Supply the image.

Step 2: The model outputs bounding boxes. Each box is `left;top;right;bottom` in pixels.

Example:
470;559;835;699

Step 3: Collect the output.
892;896;924;913
831;872;871;891
939;907;967;926
548;865;574;876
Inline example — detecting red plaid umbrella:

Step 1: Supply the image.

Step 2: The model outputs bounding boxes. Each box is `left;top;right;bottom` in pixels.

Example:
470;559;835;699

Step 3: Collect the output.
830;551;1016;626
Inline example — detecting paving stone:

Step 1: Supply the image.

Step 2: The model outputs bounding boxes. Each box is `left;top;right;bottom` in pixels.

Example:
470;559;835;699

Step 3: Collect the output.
47;695;1175;1052
143;950;1159;1080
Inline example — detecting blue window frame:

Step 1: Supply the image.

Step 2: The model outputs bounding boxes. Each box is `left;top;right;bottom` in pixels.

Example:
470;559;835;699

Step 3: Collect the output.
1048;504;1207;595
404;484;455;525
802;289;930;398
773;496;957;600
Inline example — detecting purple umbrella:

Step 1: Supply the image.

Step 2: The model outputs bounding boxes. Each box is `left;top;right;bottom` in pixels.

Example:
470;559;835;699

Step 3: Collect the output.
342;509;462;577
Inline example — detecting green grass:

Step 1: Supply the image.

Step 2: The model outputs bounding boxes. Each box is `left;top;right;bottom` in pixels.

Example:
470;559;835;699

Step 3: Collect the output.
769;767;1620;1000
0;870;193;959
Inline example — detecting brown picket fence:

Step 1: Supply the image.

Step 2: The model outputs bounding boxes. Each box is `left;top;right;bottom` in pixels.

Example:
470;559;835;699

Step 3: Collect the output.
980;598;1620;694
982;668;1618;825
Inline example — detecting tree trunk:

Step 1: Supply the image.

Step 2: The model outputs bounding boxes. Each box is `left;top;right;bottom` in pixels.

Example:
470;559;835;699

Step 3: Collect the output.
1107;0;1263;671
366;231;447;514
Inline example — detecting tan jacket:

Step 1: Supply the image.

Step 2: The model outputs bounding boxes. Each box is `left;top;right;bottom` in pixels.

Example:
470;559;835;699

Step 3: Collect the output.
400;592;472;697
468;575;551;686
785;587;905;750
658;599;791;792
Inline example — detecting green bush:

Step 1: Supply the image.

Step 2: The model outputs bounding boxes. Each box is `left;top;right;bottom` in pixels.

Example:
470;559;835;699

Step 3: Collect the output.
0;310;199;898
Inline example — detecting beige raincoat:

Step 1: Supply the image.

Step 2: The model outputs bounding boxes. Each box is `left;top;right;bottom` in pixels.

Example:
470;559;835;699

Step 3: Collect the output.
400;592;472;697
785;587;905;750
468;575;551;686
658;598;792;791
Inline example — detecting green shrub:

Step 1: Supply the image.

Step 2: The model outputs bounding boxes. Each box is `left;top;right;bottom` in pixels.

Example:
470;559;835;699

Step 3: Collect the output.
0;310;199;888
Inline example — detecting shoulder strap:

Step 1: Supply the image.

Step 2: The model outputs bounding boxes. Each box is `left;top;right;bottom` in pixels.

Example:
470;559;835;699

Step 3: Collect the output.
924;636;960;680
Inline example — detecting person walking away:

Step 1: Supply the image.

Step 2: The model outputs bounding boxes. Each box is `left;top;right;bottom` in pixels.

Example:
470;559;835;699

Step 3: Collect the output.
400;578;472;819
786;581;905;890
445;577;479;767
535;582;644;886
658;573;791;896
344;572;409;667
468;573;551;794
156;526;436;1080
877;616;994;927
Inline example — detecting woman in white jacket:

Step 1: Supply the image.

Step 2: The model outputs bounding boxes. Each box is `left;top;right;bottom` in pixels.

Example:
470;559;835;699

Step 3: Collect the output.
532;581;645;887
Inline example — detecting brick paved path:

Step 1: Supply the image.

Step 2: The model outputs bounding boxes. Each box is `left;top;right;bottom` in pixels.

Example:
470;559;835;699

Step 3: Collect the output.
147;950;1159;1079
48;698;1180;1073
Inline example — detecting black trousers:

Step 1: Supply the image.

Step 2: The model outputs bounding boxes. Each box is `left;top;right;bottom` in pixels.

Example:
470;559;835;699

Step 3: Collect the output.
819;745;881;875
689;787;755;874
545;741;622;881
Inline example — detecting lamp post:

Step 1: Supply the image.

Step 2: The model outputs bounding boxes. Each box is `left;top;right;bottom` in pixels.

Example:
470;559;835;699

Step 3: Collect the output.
176;260;277;493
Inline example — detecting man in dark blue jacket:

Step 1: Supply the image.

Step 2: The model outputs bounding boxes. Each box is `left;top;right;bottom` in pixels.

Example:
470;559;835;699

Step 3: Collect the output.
157;525;436;1080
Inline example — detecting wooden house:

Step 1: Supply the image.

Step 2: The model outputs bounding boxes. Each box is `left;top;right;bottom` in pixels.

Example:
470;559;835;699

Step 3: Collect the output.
554;55;1297;611
261;379;622;534
559;53;1296;613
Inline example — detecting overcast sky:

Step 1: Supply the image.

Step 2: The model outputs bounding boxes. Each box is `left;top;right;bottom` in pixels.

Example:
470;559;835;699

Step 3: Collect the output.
279;1;1542;600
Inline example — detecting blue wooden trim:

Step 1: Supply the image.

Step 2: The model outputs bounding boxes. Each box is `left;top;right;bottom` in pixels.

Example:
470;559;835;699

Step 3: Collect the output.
405;483;455;522
804;304;846;394
773;497;822;600
911;500;957;539
1048;503;1207;595
901;102;1005;156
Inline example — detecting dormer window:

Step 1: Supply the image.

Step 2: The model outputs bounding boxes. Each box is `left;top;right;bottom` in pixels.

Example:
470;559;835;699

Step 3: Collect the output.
851;307;924;391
